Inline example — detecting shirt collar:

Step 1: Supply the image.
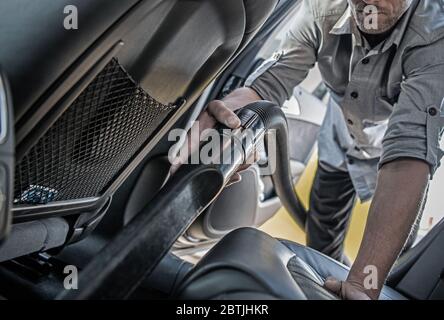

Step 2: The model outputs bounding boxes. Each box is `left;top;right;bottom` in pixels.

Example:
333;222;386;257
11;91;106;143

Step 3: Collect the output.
381;1;416;51
329;7;369;49
330;6;352;36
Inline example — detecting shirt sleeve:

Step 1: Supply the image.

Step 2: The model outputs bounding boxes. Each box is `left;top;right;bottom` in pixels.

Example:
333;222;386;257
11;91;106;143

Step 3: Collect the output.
380;39;444;177
244;0;320;106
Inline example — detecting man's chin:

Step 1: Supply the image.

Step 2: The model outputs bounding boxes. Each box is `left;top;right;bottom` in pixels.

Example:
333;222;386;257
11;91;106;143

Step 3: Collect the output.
357;22;394;35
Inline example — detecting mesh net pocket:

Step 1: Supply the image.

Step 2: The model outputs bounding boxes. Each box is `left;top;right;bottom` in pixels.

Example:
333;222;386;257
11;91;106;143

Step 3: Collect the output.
14;59;175;205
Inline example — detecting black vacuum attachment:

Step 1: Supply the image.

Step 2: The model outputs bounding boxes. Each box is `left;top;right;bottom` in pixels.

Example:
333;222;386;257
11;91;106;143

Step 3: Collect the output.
58;101;307;299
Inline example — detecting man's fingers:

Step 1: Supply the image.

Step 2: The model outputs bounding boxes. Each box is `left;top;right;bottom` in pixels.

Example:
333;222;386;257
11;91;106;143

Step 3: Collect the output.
170;100;243;176
207;100;241;129
324;277;342;295
324;277;372;300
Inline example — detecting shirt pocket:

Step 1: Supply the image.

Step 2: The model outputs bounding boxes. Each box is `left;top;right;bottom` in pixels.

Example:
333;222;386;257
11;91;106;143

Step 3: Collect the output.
373;90;396;122
386;81;402;101
357;92;393;146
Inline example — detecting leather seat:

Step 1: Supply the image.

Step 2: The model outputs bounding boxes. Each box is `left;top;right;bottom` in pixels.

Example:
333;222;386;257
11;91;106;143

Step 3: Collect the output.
175;227;406;300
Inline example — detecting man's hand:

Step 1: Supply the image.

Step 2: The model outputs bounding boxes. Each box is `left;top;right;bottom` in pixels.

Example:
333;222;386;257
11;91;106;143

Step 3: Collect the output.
170;87;262;183
324;277;371;300
169;100;241;174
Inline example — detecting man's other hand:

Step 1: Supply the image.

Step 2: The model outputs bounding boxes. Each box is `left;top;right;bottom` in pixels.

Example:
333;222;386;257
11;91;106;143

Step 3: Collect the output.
324;277;372;300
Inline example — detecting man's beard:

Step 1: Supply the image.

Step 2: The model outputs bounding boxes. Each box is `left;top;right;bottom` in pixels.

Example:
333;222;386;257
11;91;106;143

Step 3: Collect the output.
352;0;413;35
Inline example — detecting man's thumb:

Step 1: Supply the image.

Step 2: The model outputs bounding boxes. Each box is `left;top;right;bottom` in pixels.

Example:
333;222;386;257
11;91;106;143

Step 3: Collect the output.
324;277;342;293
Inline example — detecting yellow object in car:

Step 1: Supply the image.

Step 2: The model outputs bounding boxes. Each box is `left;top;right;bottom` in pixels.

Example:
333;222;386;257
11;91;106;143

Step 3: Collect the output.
260;152;370;262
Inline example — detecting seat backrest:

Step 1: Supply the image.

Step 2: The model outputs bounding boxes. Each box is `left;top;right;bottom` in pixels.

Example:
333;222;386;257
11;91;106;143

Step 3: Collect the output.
387;218;444;299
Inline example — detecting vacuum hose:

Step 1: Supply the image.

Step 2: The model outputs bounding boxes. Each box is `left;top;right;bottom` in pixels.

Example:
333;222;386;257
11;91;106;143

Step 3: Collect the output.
235;101;307;229
58;101;308;300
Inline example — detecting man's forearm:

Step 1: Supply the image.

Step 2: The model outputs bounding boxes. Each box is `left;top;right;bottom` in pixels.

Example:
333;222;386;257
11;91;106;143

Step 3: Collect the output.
347;158;429;299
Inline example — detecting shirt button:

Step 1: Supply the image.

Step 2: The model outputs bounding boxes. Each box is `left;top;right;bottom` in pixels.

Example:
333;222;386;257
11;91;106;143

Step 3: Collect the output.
347;119;354;125
350;91;359;99
362;57;370;64
348;158;355;165
429;107;438;116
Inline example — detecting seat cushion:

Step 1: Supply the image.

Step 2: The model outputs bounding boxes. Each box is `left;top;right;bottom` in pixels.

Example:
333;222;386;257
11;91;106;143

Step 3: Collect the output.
175;228;406;300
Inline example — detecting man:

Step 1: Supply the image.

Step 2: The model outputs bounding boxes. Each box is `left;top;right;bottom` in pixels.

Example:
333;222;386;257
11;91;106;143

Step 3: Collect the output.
184;0;444;299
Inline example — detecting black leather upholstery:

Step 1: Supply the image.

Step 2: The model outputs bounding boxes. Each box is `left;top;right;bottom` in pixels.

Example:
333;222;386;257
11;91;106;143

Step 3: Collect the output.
0;218;69;262
176;228;407;300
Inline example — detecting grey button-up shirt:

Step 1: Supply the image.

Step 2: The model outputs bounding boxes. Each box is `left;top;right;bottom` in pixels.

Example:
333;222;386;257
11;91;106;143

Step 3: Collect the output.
245;0;444;201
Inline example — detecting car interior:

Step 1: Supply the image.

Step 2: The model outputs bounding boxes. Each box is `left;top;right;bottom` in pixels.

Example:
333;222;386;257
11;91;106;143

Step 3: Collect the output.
0;0;443;300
